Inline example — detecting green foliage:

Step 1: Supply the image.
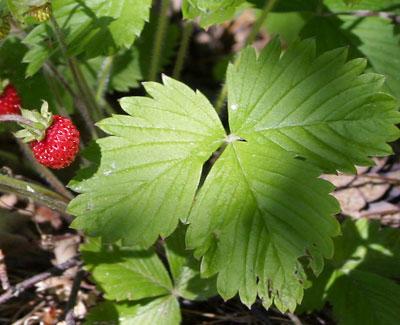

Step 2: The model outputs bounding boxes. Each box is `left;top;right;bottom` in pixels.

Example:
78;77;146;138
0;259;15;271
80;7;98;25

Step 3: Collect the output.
300;219;400;325
0;37;55;108
108;13;179;92
69;39;400;312
82;228;216;324
182;0;247;27
324;0;400;11
23;0;152;76
86;298;181;325
79;19;179;94
226;39;399;173
301;15;400;100
68;75;226;246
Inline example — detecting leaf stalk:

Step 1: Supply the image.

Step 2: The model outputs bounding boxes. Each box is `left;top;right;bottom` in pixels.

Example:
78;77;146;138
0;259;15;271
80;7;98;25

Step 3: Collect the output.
148;0;170;81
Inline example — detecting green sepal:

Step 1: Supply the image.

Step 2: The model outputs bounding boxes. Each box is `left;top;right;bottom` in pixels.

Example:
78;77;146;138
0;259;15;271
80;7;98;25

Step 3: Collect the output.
0;79;9;93
14;101;53;142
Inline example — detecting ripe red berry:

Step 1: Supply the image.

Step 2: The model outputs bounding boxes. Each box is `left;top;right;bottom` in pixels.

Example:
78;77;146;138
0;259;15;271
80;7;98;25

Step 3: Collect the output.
30;115;80;169
0;85;21;115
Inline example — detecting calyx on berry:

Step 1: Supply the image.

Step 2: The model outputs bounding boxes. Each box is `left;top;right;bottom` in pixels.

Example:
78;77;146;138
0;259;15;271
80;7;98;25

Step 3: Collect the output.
14;101;53;142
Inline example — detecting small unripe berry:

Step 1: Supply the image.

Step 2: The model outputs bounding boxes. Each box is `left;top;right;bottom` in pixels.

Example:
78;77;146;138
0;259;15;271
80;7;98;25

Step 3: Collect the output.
29;3;52;23
0;17;10;40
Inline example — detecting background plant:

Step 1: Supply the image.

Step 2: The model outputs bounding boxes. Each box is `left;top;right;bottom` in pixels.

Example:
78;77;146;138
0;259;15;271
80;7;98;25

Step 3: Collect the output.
0;0;399;324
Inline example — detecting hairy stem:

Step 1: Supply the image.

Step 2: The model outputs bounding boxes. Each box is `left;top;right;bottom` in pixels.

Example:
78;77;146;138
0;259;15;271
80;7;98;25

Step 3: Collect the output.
246;0;278;46
16;139;74;200
148;0;170;81
0;174;69;214
215;0;278;113
43;67;70;117
0;114;35;127
50;15;99;139
96;56;114;103
43;62;78;101
173;22;194;80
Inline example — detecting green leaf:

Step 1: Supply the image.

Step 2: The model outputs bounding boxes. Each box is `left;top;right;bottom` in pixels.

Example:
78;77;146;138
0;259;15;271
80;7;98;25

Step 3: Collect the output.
248;0;320;12
165;226;217;300
81;239;172;301
329;270;400;325
109;14;180;92
23;0;152;75
324;0;400;11
68;75;226;246
227;39;400;173
187;141;340;312
0;37;56;108
70;39;399;312
82;231;214;325
301;219;400;325
96;0;152;49
85;298;181;325
249;0;400;12
301;15;400;100
182;0;247;27
264;12;312;45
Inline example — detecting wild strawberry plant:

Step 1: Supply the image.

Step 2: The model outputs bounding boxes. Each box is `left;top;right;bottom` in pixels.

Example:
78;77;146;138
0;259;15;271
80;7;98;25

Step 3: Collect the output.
0;0;400;324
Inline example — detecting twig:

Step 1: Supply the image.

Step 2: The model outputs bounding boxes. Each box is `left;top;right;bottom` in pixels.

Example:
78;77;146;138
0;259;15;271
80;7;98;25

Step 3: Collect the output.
360;207;400;217
64;270;85;325
172;21;194;80
0;257;82;304
287;313;303;325
16;139;74;200
13;301;46;325
148;0;170;81
0;250;10;291
0;174;69;214
357;173;400;185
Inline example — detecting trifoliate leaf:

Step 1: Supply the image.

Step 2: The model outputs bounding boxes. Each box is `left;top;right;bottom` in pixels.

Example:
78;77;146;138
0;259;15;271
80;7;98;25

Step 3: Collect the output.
85;298;181;325
82;233;214;325
182;0;247;27
227;38;400;173
68;75;226;246
301;15;400;100
70;39;400;312
300;219;400;325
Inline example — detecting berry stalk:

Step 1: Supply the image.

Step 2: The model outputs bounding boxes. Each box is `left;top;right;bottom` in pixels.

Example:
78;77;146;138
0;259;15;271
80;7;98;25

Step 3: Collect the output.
0;114;36;127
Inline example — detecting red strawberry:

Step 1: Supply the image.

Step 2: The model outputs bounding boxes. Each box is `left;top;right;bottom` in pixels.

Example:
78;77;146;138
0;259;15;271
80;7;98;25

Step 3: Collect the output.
30;115;80;169
0;85;21;115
